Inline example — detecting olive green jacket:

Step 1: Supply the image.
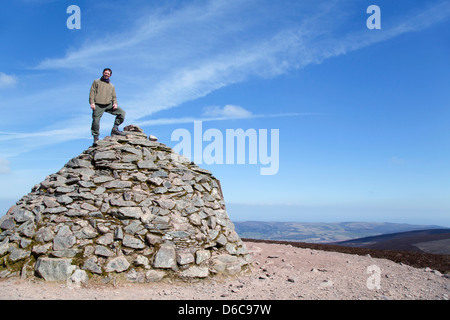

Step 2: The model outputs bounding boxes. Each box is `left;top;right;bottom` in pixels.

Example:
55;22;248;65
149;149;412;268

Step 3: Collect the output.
89;79;118;105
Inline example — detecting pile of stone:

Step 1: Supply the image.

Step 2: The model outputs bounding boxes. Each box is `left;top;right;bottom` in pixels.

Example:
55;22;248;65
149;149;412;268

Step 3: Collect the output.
0;125;251;282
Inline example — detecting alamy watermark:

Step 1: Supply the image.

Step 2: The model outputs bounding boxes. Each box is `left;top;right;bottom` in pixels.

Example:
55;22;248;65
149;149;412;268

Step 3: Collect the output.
66;5;380;31
171;121;279;175
65;5;380;31
366;265;382;290
67;5;81;30
367;5;381;30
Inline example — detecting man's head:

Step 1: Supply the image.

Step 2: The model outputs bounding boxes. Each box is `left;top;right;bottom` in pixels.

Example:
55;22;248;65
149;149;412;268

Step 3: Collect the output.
102;68;112;79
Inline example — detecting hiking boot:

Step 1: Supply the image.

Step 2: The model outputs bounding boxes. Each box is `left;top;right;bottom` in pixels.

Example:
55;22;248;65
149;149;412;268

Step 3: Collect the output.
93;135;99;145
111;126;126;136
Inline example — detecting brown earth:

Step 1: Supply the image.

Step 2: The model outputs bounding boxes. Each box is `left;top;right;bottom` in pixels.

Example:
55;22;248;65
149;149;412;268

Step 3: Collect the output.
0;240;448;300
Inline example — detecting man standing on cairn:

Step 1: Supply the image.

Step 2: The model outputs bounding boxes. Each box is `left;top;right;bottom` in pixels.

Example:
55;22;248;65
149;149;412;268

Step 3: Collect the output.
89;68;126;144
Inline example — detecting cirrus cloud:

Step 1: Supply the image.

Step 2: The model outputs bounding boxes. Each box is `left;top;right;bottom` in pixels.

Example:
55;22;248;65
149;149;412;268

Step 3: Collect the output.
0;72;18;89
202;105;253;119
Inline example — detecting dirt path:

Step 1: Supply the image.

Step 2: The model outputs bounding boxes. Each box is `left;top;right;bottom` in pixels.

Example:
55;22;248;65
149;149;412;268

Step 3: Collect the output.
0;242;448;300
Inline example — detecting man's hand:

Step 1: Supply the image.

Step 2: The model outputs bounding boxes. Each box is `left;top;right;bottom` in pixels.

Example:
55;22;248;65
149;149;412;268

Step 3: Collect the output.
113;103;118;110
90;104;96;110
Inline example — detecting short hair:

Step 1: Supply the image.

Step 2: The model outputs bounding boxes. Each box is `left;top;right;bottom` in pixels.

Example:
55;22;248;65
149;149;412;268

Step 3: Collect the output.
103;68;112;75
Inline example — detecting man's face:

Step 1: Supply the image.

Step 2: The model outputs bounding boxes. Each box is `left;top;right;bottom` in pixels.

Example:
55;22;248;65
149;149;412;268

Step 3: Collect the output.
103;70;111;79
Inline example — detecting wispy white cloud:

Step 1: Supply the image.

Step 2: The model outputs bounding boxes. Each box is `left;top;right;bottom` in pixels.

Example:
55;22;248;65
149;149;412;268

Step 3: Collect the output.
0;125;90;159
91;1;450;122
4;0;450;160
35;0;261;72
310;1;450;63
0;127;86;142
0;159;11;174
390;156;405;165
202;105;253;119
0;72;18;89
135;111;323;128
18;0;58;3
0;109;312;159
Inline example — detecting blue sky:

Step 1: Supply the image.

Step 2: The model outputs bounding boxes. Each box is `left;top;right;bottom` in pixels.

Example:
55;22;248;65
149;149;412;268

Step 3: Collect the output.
1;0;449;226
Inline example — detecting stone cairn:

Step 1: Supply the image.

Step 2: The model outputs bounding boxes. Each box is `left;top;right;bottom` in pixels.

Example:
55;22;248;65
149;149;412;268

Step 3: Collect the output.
0;125;251;283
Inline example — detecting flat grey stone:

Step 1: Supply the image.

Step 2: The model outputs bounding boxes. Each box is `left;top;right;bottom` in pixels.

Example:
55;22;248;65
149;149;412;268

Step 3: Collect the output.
105;256;130;273
118;207;143;219
153;243;176;270
9;247;31;262
53;226;76;251
35;257;76;281
122;234;145;249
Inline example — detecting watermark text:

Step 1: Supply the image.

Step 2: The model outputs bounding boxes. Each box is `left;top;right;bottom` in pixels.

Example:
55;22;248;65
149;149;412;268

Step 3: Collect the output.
367;5;381;29
67;5;81;30
366;264;382;290
171;121;279;175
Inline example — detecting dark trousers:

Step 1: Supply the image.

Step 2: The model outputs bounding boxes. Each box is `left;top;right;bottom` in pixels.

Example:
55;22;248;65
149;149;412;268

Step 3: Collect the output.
91;103;125;136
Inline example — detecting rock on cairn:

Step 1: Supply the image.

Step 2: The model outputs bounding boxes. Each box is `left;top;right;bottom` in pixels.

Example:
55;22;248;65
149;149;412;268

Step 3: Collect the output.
0;125;251;282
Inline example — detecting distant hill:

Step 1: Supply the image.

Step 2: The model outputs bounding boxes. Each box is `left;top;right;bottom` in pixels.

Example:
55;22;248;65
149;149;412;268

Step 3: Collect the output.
236;221;450;273
330;228;450;255
233;221;447;244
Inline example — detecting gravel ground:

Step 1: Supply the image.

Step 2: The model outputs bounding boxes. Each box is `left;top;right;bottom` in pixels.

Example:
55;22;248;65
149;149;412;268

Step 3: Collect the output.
0;241;448;300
